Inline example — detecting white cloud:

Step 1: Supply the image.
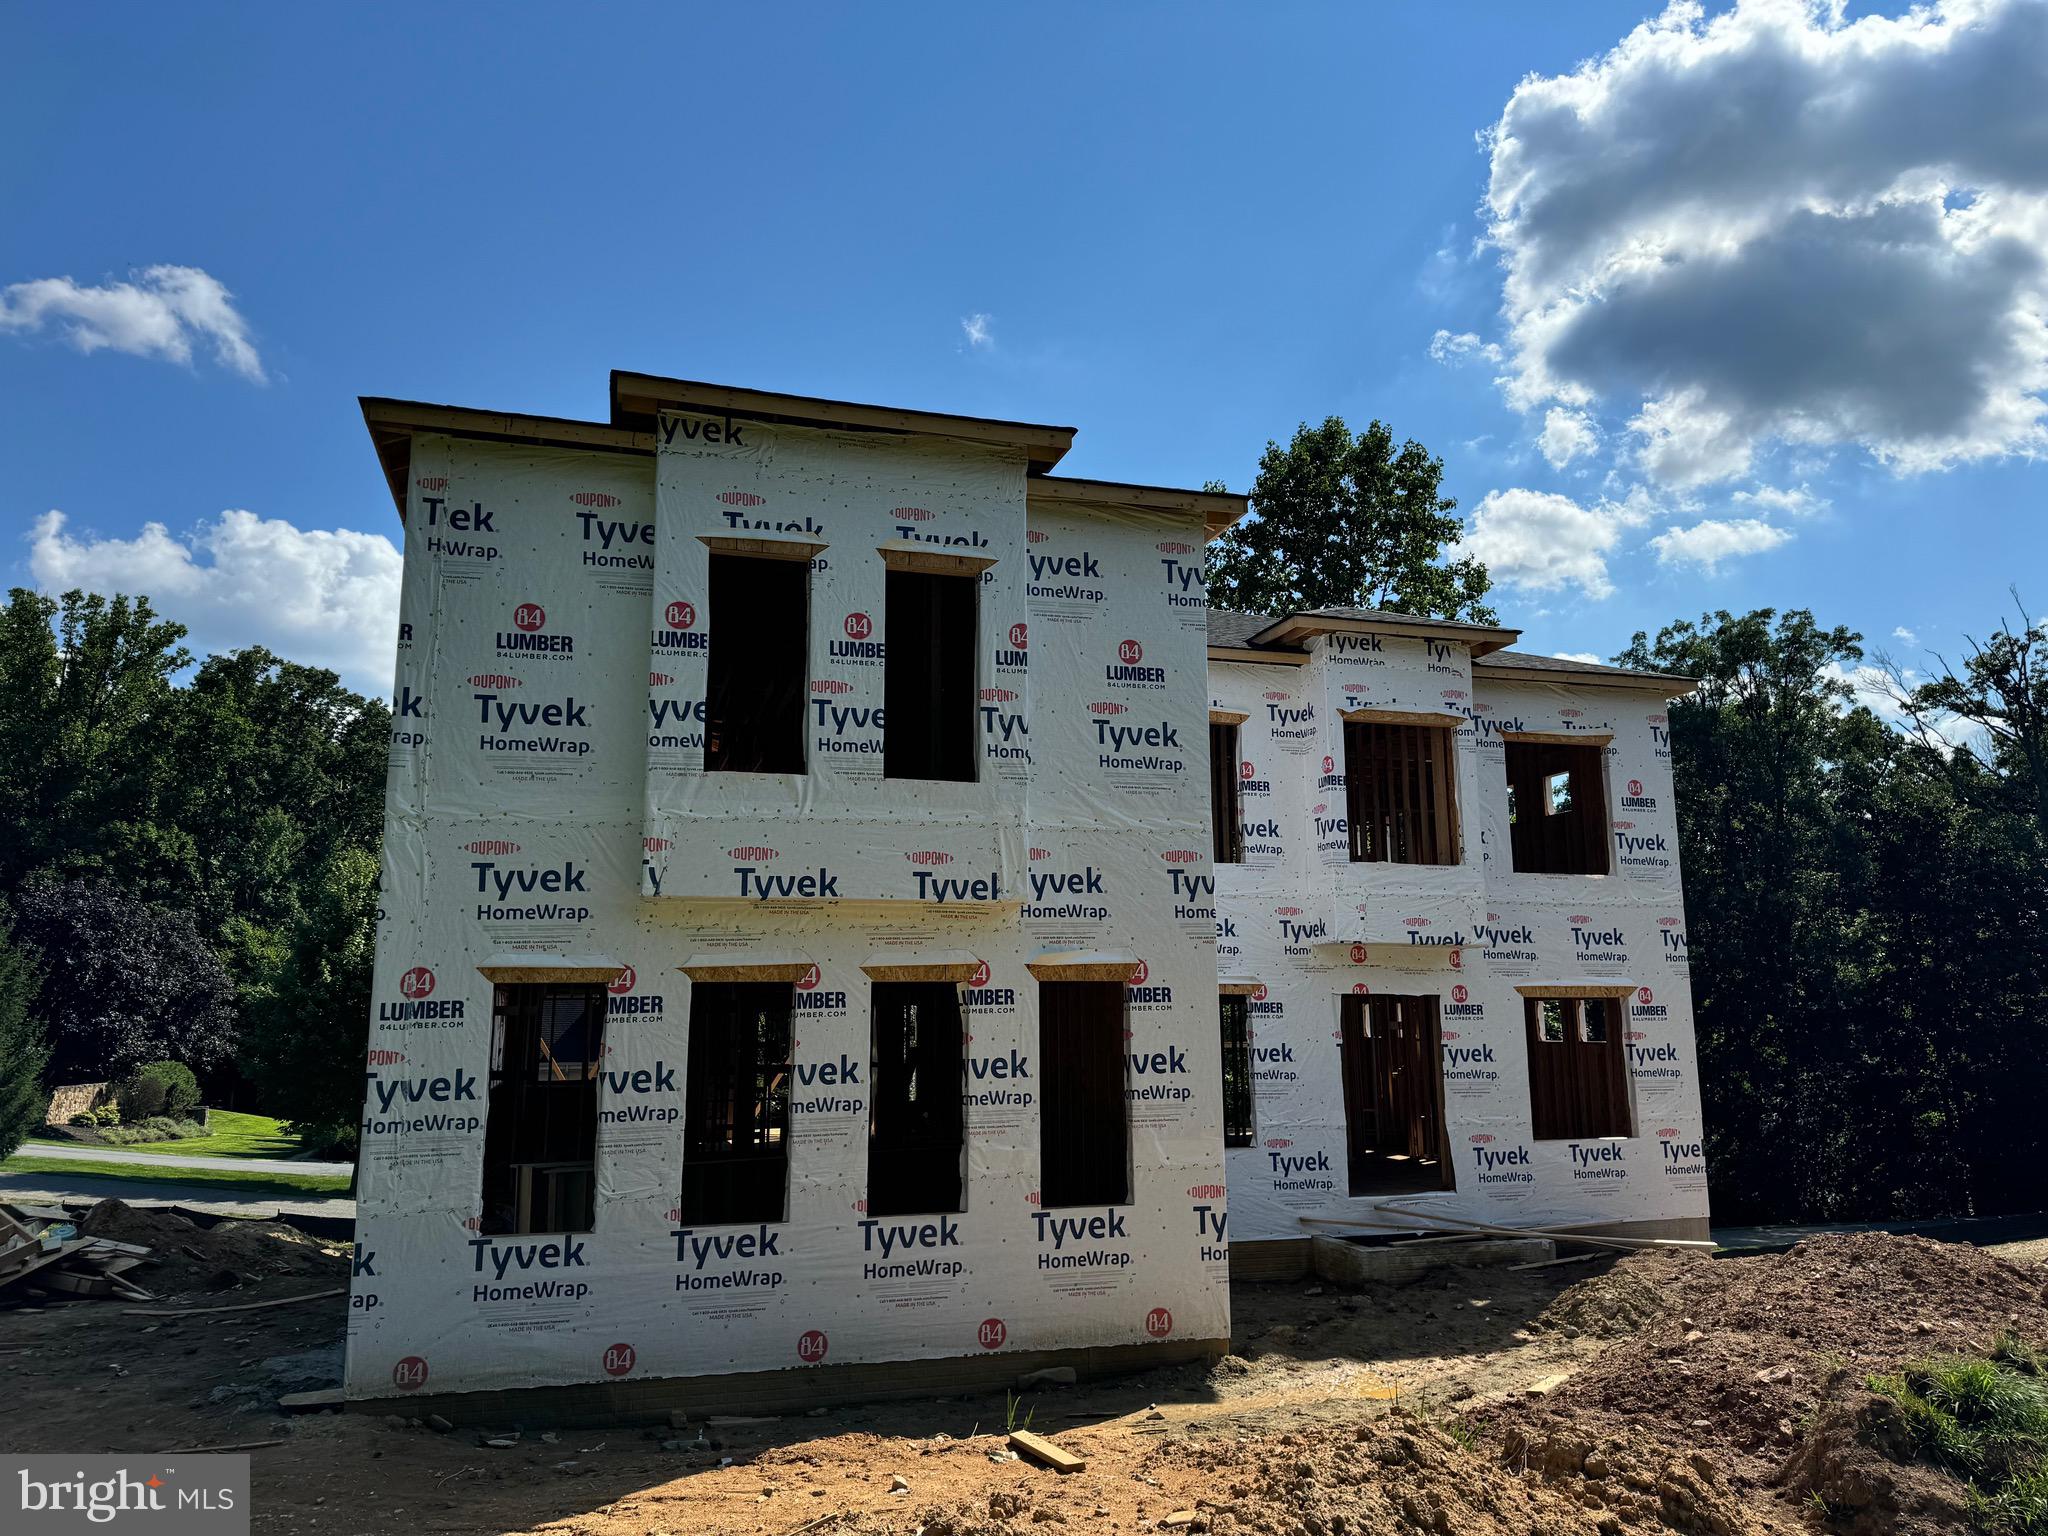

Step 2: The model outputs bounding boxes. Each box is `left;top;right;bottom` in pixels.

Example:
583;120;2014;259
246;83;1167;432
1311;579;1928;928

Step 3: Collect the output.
1648;516;1794;572
1892;625;1919;644
1733;481;1828;515
1552;651;1605;664
1484;0;2048;487
1539;406;1600;468
0;265;265;381
1428;328;1503;365
1823;658;1916;722
29;509;400;694
1457;487;1626;598
960;312;994;351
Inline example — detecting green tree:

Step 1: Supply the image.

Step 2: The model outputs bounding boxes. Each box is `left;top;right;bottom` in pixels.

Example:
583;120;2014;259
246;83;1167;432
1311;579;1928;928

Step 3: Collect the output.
241;843;380;1157
1206;417;1495;621
0;922;49;1159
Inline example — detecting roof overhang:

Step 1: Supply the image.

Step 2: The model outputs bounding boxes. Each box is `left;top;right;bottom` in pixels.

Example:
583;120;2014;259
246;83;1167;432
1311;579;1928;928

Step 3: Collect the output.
361;397;652;521
1206;644;1309;667
1476;658;1698;696
1249;611;1521;658
610;370;1076;473
1027;475;1250;542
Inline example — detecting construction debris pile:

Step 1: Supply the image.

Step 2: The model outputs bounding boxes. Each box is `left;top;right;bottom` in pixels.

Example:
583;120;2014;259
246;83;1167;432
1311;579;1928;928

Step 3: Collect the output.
0;1200;161;1303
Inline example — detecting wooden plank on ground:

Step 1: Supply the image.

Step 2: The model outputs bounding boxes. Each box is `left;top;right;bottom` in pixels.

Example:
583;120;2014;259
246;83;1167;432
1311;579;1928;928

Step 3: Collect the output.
1009;1429;1085;1473
123;1288;345;1318
279;1389;345;1414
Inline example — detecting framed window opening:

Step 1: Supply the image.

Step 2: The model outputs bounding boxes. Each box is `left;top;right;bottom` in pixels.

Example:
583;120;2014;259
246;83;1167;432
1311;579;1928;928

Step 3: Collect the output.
883;567;977;782
1504;739;1610;875
1343;719;1459;866
1336;993;1453;1195
705;552;808;774
1524;996;1632;1140
680;981;794;1224
867;981;967;1215
1038;980;1130;1208
1219;992;1254;1148
480;982;606;1235
1210;718;1245;864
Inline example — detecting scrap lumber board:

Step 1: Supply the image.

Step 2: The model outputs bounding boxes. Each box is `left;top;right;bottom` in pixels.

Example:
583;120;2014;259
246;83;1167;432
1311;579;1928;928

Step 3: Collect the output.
123;1287;345;1317
1009;1429;1085;1473
279;1389;345;1414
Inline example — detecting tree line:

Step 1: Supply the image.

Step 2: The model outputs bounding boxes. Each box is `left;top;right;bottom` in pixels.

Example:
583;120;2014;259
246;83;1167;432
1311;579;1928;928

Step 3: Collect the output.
2;419;2042;1229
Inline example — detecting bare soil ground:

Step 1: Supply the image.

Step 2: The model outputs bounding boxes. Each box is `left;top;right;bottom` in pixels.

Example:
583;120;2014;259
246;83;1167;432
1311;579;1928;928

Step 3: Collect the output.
6;1202;2045;1536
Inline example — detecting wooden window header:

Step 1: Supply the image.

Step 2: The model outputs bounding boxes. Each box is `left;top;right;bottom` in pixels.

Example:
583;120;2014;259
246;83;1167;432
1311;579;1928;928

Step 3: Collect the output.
476;955;626;985
1499;729;1613;747
1218;978;1264;996
876;542;997;578
860;951;982;983
1209;708;1250;726
1025;951;1142;983
1513;982;1640;999
1339;706;1466;729
697;533;827;562
679;956;817;983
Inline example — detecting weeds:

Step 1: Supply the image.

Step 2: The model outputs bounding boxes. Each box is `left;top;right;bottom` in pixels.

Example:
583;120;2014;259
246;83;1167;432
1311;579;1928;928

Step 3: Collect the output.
1868;1338;2048;1533
1004;1391;1034;1435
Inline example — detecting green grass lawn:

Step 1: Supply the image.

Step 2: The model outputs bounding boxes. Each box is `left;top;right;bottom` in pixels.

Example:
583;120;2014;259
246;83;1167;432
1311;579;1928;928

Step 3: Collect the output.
0;1152;351;1199
30;1109;308;1160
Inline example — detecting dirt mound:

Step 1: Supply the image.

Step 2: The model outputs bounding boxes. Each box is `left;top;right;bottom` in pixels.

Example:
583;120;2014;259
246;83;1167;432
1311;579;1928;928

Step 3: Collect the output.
1488;1234;2048;1529
1781;1384;1974;1536
78;1199;347;1297
1538;1252;1689;1338
844;1417;1776;1536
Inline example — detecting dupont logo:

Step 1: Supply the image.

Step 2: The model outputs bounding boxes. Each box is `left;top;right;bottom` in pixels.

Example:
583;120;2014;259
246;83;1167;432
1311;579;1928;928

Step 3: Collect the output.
644;836;673;852
1657;1127;1681;1139
980;687;1018;702
1145;1307;1173;1339
513;603;546;632
1008;622;1029;649
1274;906;1302;917
1469;1133;1494;1145
977;1318;1007;1350
1263;690;1290;701
1026;529;1048;543
905;850;954;866
1570;914;1593;925
893;506;935;521
1029;848;1051;861
797;963;822;990
1659;916;1681;927
459;839;521;855
571;491;622;508
1649;713;1669;726
1089;701;1128;715
392;1356;429;1391
665;600;697;630
1613;820;1635;830
610;966;639;995
1118;638;1144;664
416;476;449;491
845;613;874;641
728;846;779;860
1561;708;1583;719
1188;1183;1225;1199
1313;803;1327;814
1404;917;1430;929
812;678;854;695
1442;688;1467;701
649;672;674;687
1156;540;1196;554
718;491;766;507
797;1330;829;1364
1162;849;1201;864
467;673;520;689
1264;1138;1292;1149
366;1048;406;1066
399;967;436;1000
1451;984;1469;1003
602;1342;636;1377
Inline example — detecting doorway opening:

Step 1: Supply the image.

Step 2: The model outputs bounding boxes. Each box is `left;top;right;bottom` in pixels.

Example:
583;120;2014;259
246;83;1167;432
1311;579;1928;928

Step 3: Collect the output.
1338;993;1454;1196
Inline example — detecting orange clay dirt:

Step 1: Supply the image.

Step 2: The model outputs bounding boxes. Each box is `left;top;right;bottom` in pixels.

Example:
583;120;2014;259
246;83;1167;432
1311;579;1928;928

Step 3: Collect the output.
7;1204;2046;1535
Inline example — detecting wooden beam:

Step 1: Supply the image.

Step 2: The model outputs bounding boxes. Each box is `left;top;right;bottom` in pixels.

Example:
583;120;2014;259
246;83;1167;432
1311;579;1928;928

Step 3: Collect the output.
1009;1429;1086;1473
1499;729;1614;747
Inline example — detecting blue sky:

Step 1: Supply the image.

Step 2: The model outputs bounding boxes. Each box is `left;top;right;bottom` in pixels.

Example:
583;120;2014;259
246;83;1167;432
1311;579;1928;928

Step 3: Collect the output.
5;1;2044;699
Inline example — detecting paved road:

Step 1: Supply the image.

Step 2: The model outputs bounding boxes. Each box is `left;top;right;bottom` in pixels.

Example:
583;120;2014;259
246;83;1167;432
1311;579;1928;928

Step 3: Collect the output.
20;1140;354;1178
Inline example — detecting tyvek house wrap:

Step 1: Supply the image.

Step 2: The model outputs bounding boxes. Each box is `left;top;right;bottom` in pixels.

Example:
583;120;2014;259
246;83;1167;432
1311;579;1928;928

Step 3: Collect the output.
1212;634;1707;1244
347;420;1230;1402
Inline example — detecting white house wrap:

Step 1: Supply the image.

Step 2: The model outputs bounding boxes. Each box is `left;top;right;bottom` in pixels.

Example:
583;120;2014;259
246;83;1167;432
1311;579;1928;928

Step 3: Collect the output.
347;374;1708;1412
